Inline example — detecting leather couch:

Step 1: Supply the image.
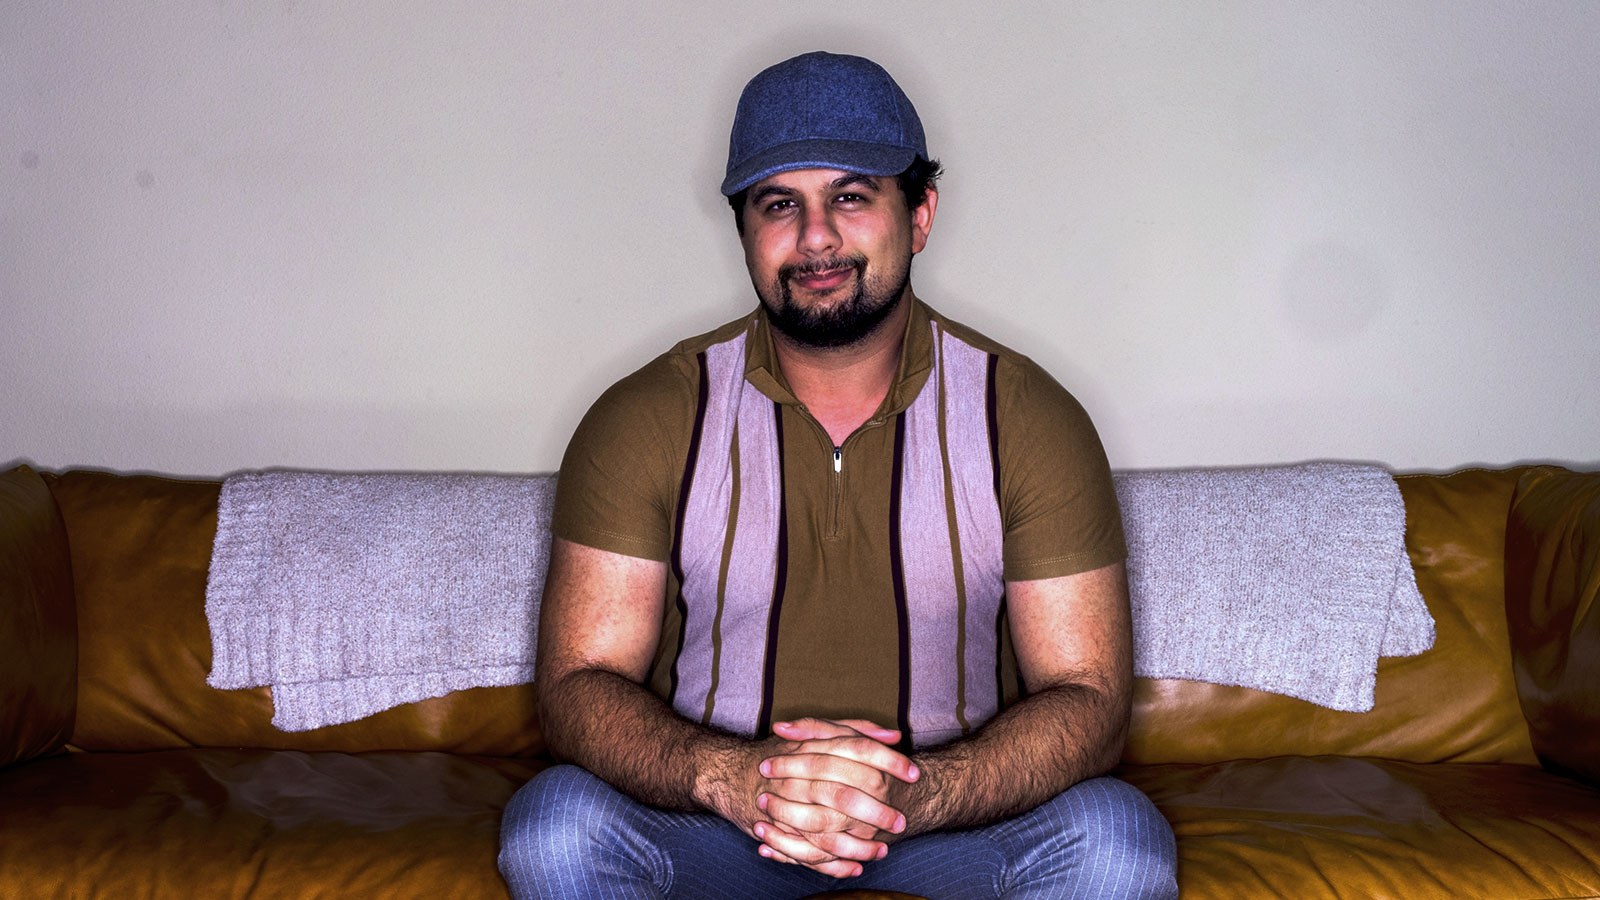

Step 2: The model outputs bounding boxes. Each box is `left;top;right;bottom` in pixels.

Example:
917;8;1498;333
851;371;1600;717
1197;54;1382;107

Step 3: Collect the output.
3;463;1597;899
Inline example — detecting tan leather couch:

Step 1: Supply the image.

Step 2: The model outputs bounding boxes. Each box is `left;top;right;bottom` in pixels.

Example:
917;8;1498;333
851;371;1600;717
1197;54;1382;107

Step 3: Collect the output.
3;464;1598;899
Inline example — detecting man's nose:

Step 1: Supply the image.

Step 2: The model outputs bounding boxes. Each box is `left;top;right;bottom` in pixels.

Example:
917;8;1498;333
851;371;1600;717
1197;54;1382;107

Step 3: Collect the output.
798;205;840;255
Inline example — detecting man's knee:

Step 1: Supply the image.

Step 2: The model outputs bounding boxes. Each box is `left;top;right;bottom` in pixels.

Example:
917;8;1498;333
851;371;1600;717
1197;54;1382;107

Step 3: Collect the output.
498;765;632;893
1034;777;1178;898
502;765;615;846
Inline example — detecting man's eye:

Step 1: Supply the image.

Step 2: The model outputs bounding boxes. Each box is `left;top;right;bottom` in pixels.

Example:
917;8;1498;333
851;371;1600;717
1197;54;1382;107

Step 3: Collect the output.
765;199;795;213
836;193;865;204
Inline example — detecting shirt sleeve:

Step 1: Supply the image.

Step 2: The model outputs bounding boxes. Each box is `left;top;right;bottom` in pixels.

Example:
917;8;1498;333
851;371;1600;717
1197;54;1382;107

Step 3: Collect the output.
995;356;1127;582
551;353;696;562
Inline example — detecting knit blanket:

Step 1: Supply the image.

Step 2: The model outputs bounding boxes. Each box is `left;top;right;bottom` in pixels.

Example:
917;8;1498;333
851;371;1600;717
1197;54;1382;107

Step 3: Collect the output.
205;463;1429;729
205;471;555;732
1115;463;1434;712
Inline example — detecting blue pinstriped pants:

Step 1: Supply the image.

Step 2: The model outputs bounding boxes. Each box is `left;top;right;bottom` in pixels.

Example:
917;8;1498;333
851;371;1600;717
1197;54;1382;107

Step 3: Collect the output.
499;765;1177;900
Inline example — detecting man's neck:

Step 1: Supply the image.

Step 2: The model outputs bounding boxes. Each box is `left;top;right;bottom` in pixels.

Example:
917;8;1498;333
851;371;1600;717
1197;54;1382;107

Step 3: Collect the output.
771;294;913;448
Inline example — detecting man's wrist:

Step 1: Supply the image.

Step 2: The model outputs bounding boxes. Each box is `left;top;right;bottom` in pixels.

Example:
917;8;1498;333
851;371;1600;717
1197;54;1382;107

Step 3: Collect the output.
891;749;959;839
690;734;769;830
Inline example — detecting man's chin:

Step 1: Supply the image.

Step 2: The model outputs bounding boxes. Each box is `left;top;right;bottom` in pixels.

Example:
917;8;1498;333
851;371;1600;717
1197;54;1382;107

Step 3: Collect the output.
764;294;903;349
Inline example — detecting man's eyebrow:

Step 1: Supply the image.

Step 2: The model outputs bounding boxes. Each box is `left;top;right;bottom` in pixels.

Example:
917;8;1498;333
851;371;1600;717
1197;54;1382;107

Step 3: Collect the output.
830;174;883;192
749;184;796;205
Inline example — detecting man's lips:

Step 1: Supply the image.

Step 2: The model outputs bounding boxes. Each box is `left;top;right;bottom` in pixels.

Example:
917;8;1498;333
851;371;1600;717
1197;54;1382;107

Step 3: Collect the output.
789;265;854;292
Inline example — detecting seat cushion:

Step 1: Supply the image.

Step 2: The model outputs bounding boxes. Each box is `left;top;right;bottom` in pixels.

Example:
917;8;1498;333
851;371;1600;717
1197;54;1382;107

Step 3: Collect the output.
1125;756;1600;899
0;748;542;899
0;748;928;900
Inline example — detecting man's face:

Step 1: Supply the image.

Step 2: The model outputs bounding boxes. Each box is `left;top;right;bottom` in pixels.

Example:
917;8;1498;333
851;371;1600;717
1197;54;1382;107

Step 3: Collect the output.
740;168;935;349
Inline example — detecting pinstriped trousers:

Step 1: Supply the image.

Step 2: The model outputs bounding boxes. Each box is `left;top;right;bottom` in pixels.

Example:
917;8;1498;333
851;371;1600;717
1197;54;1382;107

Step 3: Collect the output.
498;765;1177;900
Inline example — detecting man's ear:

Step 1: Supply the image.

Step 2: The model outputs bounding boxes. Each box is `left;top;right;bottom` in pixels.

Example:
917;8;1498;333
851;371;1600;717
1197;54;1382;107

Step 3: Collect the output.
910;187;938;254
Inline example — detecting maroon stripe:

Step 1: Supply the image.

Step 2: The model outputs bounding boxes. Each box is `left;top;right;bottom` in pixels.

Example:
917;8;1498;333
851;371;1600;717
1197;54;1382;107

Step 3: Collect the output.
668;352;711;705
754;402;788;738
890;411;913;750
994;594;1009;705
985;353;1007;705
985;353;1001;504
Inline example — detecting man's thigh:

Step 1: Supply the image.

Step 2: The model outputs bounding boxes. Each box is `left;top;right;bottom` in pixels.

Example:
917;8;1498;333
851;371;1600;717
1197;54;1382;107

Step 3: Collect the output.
851;775;1177;900
499;764;834;900
500;767;1174;900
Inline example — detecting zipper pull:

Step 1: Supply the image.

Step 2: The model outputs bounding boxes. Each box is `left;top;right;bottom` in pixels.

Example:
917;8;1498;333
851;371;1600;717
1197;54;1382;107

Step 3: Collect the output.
833;447;843;473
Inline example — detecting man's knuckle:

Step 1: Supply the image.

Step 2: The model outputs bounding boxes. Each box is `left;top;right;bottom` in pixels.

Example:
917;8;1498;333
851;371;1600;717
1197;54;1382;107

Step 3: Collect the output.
835;784;868;810
819;779;851;806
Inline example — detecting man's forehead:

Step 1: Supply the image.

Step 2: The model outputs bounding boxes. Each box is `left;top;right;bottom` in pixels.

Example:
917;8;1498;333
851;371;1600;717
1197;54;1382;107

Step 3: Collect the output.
747;168;889;194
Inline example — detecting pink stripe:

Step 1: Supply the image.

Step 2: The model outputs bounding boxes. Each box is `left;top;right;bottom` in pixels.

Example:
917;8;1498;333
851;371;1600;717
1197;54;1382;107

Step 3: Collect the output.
899;323;963;745
709;379;781;735
672;332;781;737
941;330;1006;727
672;335;744;725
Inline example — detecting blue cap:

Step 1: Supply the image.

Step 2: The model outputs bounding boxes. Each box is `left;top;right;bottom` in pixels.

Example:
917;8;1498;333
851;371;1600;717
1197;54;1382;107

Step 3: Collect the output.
720;51;927;196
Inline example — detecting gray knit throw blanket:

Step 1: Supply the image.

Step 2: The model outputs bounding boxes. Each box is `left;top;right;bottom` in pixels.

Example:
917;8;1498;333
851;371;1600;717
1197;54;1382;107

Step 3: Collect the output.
207;463;1429;730
1114;463;1434;712
205;471;554;732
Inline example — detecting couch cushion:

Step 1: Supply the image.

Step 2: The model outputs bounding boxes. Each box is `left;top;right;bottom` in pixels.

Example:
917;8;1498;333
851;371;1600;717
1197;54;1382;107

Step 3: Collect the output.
1125;757;1600;899
0;466;76;767
49;470;544;756
1125;468;1537;765
1505;467;1600;785
0;748;541;899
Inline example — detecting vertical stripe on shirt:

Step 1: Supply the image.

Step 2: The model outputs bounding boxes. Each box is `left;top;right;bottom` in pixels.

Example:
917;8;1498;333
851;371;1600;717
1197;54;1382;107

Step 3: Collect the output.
754;404;787;738
700;424;739;726
667;351;711;707
673;333;784;737
723;391;783;735
987;351;1010;706
936;334;973;736
944;333;1007;728
896;324;1007;744
899;327;962;744
889;411;914;745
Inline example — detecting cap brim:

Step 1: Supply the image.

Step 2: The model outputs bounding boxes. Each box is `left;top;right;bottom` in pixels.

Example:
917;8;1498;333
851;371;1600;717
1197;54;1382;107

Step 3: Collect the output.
720;139;920;196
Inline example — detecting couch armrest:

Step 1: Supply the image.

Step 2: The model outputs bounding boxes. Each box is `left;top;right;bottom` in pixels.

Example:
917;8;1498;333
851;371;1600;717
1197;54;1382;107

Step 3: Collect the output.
1505;467;1600;784
0;466;78;767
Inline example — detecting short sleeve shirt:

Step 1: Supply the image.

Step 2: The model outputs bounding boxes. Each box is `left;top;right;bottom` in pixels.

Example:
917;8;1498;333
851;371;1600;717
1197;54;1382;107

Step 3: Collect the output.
554;299;1124;748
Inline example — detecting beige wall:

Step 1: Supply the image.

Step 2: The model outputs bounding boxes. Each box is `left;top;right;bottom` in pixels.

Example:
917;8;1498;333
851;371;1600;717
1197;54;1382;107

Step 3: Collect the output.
5;2;1597;476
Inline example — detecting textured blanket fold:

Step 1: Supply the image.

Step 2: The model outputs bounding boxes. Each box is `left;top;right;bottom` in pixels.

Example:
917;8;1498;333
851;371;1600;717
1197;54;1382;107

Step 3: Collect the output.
1115;463;1434;712
205;471;554;732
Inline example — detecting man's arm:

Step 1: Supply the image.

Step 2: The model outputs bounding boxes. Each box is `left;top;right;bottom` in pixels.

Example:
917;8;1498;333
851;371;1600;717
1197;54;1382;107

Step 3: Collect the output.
758;561;1131;845
536;537;910;875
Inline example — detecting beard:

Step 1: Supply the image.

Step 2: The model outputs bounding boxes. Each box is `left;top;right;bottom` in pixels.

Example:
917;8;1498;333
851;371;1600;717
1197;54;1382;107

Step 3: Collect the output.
759;253;912;349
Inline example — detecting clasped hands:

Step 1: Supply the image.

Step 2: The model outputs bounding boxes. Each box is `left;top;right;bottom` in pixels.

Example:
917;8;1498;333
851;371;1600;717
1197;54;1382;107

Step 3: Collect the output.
742;717;921;879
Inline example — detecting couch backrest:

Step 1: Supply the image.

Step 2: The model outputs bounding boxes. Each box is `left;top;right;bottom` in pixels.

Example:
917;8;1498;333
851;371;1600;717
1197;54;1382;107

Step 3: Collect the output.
0;466;78;767
1123;467;1539;766
44;466;1559;765
46;471;544;756
1504;467;1600;784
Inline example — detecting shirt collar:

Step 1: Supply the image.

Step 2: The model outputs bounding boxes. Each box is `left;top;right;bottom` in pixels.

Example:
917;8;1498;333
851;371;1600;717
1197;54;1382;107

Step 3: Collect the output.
743;295;936;420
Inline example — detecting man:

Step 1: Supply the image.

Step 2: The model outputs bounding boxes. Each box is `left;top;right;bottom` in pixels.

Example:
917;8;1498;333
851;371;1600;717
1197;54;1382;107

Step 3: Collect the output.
499;51;1178;899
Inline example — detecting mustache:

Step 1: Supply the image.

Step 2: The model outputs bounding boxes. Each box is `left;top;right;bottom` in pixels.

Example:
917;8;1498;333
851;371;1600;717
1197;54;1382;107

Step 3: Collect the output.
780;254;867;281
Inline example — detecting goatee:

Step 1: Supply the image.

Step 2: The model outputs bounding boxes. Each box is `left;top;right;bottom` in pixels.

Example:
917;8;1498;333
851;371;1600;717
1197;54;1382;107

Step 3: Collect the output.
761;254;911;349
